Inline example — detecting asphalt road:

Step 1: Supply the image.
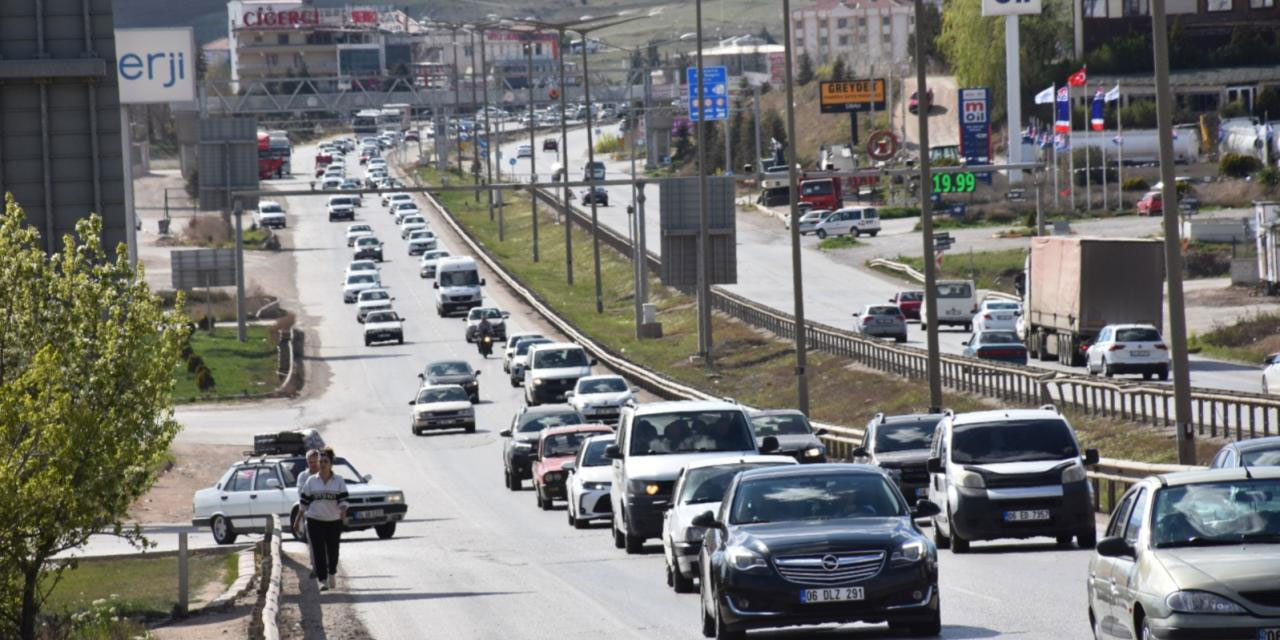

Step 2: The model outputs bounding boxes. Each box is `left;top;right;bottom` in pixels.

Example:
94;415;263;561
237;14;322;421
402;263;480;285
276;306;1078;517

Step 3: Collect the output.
496;124;1266;395
148;138;1102;640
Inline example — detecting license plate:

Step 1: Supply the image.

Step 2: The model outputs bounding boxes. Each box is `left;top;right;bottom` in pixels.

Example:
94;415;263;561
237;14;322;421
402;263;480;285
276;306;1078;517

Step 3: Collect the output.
877;319;893;324
996;315;1011;320
1004;509;1051;522
357;509;384;520
1131;350;1149;357
1259;629;1280;640
801;587;864;603
945;309;960;316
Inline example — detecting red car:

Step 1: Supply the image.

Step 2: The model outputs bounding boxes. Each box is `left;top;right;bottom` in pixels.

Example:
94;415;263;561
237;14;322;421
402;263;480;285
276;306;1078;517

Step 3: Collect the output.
889;290;924;320
1136;191;1163;216
909;89;934;115
532;424;613;510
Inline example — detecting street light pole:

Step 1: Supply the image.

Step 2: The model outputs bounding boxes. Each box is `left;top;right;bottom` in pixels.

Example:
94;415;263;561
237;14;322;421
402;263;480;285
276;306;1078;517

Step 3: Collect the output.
1151;0;1195;464
451;27;463;175
557;28;574;284
694;0;713;364
914;0;943;413
526;39;539;262
470;29;481;203
579;32;605;314
479;26;496;225
782;0;809;414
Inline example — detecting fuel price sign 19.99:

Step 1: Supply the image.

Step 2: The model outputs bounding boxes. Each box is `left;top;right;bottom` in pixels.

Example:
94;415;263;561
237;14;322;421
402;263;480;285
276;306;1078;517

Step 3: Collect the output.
933;172;977;194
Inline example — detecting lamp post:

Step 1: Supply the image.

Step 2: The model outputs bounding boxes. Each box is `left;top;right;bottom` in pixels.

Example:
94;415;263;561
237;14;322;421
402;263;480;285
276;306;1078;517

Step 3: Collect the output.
781;0;808;413
694;0;713;362
525;38;540;262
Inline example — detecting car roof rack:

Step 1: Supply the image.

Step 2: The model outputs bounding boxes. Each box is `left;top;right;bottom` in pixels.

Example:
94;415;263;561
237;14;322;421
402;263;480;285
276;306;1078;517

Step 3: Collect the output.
1040;404;1061;414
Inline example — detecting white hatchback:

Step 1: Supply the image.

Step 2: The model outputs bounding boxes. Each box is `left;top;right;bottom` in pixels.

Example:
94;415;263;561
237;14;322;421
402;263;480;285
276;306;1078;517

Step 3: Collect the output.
418;249;452;279
972;300;1022;332
812;206;881;238
1085;323;1170;380
564;434;616;528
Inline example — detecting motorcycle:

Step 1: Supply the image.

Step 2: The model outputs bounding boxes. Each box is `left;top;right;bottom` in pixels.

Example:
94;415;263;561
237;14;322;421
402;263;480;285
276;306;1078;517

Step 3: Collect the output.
478;335;494;358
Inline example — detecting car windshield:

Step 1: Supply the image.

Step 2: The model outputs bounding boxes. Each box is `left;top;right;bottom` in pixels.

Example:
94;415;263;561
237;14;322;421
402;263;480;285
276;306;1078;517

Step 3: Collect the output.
978;331;1020;344
360;290;389;301
750;413;812;437
681;463;792;505
628;410;755;456
542;431;594;457
867;306;900;316
281;457;365;486
365;312;396;323
470;308;504;320
581;439;613;466
516;339;552;355
519;411;584;433
347;274;375;284
1152;479;1280;547
533;348;588;368
1242;448;1280;466
349;261;375;271
331;198;352;206
951;420;1079;464
730;473;904;524
350;226;371;233
578;378;627;394
937;283;973;298
440;270;480;287
416;387;468;403
261;204;282;213
428;361;471;377
424;251;450;260
1116;327;1162;342
356;237;378;247
898;292;923;301
874;419;941;453
404;216;424;224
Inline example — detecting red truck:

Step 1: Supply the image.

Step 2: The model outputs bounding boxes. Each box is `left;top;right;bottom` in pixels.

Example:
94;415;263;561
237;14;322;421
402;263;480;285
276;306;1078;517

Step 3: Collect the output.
257;132;285;180
799;177;842;211
314;151;333;177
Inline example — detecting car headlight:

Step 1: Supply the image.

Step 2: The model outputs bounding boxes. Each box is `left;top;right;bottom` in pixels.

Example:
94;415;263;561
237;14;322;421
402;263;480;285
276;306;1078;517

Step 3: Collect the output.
684;526;706;543
627;480;661;496
533;378;544;386
803;447;824;458
890;539;927;565
955;468;985;489
1165;591;1247;614
544;471;564;483
1061;463;1087;483
513;441;532;450
385;492;404;504
584;481;611;491
725;545;768;572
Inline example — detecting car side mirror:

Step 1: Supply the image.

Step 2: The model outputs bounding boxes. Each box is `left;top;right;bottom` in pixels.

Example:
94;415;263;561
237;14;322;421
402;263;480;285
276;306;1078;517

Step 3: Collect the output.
604;444;621;459
502;311;511;318
362;474;372;483
814;427;828;437
417;373;425;380
851;446;868;459
1095;536;1134;558
562;461;576;473
565;391;575;399
961;340;969;346
1084;448;1100;466
690;511;720;529
433;282;439;289
480;278;487;286
911;499;942;518
760;436;780;453
499;429;512;438
461;317;468;322
408;399;416;405
474;370;482;376
926;456;944;473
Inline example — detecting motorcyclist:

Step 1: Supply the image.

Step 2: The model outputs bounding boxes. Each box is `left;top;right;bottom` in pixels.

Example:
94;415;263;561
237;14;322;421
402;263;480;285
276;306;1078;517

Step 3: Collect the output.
476;316;495;356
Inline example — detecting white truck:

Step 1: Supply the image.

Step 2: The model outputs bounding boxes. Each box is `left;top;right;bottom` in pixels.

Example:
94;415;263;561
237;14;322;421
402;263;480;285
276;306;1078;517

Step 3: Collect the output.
433;256;485;317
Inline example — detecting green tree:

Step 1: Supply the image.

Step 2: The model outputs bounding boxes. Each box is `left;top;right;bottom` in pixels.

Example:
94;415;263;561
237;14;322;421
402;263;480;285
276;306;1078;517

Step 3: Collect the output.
0;196;187;639
763;108;787;151
831;57;848;82
907;2;942;61
797;51;815;86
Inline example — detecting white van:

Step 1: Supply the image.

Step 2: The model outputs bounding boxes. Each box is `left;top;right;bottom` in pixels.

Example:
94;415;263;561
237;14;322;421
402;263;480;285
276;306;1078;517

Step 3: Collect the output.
522;342;595;405
920;280;977;331
812;206;881;238
433;256;485;317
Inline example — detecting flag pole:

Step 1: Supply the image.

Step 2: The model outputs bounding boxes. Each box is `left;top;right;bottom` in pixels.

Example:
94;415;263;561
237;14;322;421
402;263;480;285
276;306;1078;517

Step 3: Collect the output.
1102;89;1109;211
1086;86;1092;212
1068;85;1075;211
1117;84;1124;209
1053;84;1059;211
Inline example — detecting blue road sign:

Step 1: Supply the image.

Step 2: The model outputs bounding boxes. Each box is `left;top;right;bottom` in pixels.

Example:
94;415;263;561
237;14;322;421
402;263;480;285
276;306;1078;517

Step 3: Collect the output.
686;66;728;122
958;87;992;184
508;157;517;166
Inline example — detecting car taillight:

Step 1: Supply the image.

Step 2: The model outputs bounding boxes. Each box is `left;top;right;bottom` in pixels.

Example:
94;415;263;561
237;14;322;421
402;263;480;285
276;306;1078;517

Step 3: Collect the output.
971;306;979;313
863;316;874;325
896;315;905;322
983;314;992;320
1109;344;1126;351
1155;343;1168;350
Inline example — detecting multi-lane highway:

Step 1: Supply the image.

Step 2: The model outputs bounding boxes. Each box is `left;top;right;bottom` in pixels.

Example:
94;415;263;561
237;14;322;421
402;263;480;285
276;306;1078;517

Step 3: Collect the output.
175;137;1107;639
496;123;1265;394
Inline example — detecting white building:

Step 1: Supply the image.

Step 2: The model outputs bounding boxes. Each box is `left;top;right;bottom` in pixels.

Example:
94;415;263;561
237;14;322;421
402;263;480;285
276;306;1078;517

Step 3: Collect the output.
791;0;915;74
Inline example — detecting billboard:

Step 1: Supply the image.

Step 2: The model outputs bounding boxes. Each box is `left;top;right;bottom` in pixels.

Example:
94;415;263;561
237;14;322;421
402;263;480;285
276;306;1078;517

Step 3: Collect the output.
114;28;196;104
686;66;728;122
819;80;886;113
958;87;992;183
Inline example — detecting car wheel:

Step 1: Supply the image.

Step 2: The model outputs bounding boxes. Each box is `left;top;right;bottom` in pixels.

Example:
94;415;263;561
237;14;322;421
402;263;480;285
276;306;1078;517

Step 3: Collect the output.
1056;534;1074;546
908;601;942;637
465;424;476;434
1077;528;1098;549
895;335;907;343
397;337;404;345
1159;367;1169;381
624;528;644;554
538;488;552;511
964;322;972;332
920;322;927;331
1103;359;1114;378
412;426;421;436
506;471;520;491
851;228;861;238
948;510;970;553
816;229;828;239
868;231;879;237
364;338;371;346
714;602;744;640
1138;615;1152;640
672;563;696;593
613;521;626;549
701;582;716;638
931;516;950;549
211;515;237;545
375;523;396;539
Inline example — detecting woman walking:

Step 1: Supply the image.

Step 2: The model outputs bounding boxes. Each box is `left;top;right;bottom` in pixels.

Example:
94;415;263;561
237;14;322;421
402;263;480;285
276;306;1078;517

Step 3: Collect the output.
299;447;349;591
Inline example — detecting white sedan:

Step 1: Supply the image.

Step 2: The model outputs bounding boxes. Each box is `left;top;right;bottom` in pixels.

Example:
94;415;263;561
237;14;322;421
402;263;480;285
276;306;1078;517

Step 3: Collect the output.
564;434;615;529
343;272;381;303
419;249;452;278
565;375;634;424
971;300;1022;332
384;192;413;208
399;215;429;238
346;224;374;247
344;259;380;281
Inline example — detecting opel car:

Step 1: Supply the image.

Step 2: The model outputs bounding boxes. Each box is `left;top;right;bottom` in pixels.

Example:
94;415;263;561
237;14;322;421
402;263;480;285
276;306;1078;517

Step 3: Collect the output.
566;375;635;424
565;434;616;528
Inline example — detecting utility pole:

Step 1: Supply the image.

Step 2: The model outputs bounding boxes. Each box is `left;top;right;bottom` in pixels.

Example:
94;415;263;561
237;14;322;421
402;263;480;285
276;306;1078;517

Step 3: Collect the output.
580;30;604;313
782;0;809;414
526;39;539;262
558;27;574;284
694;0;713;364
479;26;496;224
451;26;463;174
470;29;481;203
752;83;762;178
915;0;943;413
1152;0;1196;465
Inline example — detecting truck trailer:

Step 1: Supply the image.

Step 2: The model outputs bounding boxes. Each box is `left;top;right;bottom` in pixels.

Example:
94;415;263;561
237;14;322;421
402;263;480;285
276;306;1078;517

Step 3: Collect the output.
1021;236;1164;366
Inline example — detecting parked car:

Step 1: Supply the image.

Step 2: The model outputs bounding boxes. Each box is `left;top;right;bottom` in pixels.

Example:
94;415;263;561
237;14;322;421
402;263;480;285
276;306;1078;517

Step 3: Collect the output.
695;464;942;637
784;209;830;235
747;409;828;463
972;299;1022;332
532;424;614;509
564;434;615;528
855;412;945;504
1208;435;1280;468
419;360;481;403
927;408;1100;552
408;384;475;435
346;224;374;246
418;249;452;279
1136;191;1163;216
500;405;585;490
919;280;977;331
661;455;797;592
813;206;881;238
909;88;934;114
362;310;404;346
854;304;908;342
464;307;510;343
962;330;1029;365
256;201;287;229
1088;467;1280;640
581;186;609;206
890;290;925;320
565;374;634;424
1085;323;1170;380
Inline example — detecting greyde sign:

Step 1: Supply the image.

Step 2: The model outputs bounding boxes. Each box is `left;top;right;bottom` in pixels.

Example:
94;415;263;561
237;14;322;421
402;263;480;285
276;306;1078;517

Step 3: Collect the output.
114;28;195;104
981;0;1042;15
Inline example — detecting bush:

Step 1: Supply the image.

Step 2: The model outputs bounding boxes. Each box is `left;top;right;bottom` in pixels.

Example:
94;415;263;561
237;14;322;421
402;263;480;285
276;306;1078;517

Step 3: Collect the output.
1259;167;1280;188
1220;153;1262;178
593;134;623;154
879;206;920;219
1183;247;1230;278
195;366;216;391
1122;177;1150;191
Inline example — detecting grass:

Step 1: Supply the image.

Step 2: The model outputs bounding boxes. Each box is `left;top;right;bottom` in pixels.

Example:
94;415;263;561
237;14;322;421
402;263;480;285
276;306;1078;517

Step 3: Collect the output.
174;326;279;402
817;236;863;251
911;216;1009;232
43;550;235;621
421;167;1210;464
1188;312;1280;365
883;249;1026;295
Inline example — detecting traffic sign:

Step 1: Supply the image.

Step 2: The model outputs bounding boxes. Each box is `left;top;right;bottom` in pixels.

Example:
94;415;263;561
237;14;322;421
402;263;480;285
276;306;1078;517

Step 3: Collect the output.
866;130;899;160
686;66;728;122
548;88;560;100
508;157;516;166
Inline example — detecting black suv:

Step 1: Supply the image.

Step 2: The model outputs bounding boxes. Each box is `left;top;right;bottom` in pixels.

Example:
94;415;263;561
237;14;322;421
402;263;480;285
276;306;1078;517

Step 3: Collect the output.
695;464;942;639
499;404;584;490
748;409;828;463
855;412;944;504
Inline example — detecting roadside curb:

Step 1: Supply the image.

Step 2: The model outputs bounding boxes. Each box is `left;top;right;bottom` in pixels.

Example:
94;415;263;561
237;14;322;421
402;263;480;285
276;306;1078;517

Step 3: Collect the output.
196;547;257;613
250;515;283;640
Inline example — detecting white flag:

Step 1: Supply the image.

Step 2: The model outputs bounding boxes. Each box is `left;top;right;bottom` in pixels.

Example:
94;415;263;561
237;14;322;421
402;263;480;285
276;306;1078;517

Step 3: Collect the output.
1034;85;1056;105
1104;85;1120;102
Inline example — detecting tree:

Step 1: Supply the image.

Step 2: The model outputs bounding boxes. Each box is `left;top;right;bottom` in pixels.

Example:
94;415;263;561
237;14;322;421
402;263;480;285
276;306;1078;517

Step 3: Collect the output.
0;196;186;639
831;57;848;83
907;2;942;62
797;51;815;86
762;108;787;151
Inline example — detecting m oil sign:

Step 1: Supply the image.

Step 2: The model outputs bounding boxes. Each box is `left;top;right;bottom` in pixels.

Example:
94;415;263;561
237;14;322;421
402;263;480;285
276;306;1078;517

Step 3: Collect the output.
114;28;196;104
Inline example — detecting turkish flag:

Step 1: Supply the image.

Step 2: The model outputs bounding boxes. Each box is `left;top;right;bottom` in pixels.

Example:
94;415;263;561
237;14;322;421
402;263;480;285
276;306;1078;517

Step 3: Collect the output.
1067;67;1087;87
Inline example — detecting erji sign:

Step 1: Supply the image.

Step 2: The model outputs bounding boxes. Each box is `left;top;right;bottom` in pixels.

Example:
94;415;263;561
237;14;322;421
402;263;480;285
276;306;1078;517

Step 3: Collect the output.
114;28;196;104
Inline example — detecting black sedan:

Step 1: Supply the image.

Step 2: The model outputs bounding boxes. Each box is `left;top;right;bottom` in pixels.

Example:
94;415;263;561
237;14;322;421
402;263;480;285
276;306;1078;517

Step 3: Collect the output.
695;464;941;639
581;186;609;206
419;360;481;403
748;409;828;463
855;413;944;504
498;404;584;490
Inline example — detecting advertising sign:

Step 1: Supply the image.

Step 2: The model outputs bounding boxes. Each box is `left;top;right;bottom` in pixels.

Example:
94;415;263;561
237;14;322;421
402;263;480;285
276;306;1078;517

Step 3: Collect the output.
819;79;886;113
114;28;196;104
686;66;728;122
981;0;1043;16
958;87;992;183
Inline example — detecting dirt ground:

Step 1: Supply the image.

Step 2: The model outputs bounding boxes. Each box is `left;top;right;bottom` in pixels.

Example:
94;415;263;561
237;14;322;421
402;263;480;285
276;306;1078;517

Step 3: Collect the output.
130;442;246;524
150;593;253;640
278;551;374;640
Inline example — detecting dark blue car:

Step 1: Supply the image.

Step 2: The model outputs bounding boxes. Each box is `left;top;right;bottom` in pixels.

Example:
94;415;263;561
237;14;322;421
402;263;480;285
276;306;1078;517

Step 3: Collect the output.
962;330;1028;365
